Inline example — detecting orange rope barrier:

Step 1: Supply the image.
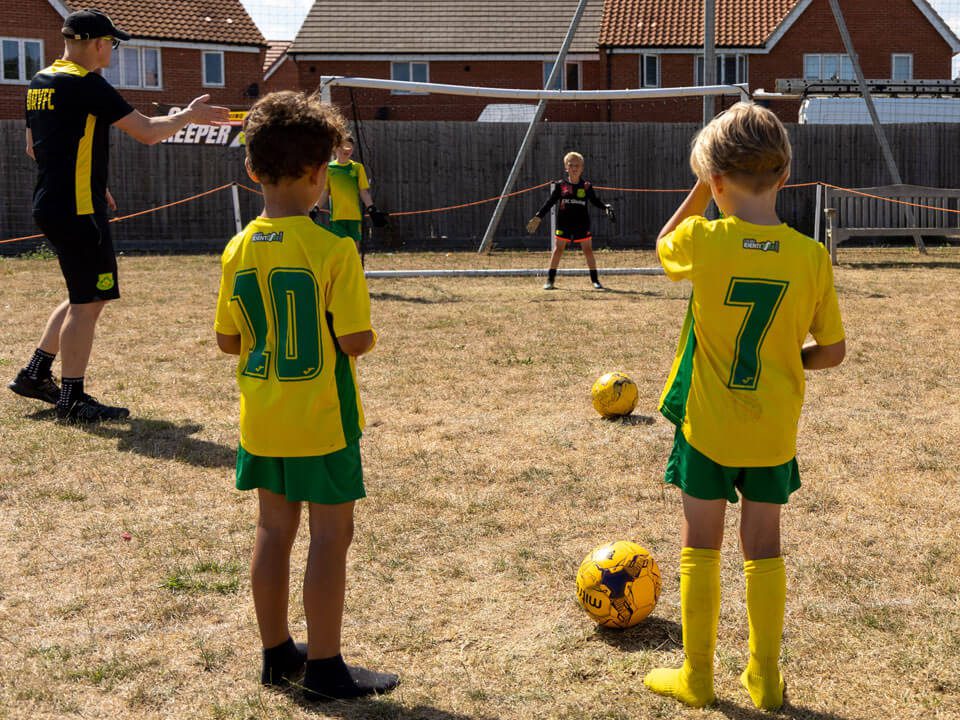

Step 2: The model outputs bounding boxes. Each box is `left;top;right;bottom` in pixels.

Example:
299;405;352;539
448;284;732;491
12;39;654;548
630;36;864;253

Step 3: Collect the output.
389;180;554;216
0;183;236;245
818;182;960;214
2;179;955;246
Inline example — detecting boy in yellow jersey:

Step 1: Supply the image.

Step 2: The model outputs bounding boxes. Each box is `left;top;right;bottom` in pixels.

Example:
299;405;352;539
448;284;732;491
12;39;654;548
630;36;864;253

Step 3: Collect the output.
313;136;387;247
644;102;846;711
215;91;398;701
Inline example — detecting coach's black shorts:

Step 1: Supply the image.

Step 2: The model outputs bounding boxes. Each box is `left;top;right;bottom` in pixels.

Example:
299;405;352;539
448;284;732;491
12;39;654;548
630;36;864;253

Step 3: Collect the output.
34;212;120;304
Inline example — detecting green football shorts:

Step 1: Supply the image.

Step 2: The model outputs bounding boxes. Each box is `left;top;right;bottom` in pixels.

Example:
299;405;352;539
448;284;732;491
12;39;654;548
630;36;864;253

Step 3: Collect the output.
329;219;362;244
236;441;365;504
664;427;800;505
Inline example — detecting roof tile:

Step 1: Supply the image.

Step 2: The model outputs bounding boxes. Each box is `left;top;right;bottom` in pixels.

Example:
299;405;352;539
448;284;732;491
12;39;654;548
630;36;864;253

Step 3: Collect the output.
67;0;266;46
599;0;801;48
291;1;602;54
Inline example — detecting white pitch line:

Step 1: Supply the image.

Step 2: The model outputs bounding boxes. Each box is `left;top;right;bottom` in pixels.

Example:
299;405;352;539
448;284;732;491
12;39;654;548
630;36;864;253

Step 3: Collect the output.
364;267;665;279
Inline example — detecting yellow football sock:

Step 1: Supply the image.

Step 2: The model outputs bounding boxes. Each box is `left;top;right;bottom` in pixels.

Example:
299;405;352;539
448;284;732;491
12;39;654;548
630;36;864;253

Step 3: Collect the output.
644;547;720;708
741;556;786;711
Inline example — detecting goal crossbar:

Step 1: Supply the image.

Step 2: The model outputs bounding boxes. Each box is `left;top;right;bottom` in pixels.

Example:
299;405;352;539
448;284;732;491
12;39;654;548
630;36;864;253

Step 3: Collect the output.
320;76;750;103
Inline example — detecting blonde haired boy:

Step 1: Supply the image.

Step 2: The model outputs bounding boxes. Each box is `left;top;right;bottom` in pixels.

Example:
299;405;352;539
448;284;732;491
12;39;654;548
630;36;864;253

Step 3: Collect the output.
645;102;846;710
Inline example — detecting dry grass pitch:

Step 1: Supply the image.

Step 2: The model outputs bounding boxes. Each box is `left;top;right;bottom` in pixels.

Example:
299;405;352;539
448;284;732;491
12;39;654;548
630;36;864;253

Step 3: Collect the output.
1;248;959;720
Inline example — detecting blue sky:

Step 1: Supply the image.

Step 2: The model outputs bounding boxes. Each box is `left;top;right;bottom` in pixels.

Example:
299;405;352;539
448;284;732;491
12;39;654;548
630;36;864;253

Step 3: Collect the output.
240;0;960;75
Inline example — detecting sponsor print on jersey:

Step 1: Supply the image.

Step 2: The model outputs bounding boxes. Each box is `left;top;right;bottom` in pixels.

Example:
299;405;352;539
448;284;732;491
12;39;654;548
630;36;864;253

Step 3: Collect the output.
743;239;780;253
252;231;284;243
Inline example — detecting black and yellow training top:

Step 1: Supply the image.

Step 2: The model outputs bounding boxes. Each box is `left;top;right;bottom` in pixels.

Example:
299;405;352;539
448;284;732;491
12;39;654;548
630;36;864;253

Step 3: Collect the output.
25;59;133;217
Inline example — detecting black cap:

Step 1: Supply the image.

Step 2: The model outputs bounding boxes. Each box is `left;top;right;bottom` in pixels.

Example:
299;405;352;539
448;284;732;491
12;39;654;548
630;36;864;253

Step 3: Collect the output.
62;9;131;42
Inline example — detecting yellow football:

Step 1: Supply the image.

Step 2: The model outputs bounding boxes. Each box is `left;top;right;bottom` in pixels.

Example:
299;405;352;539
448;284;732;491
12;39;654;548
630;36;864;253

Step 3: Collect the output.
575;540;661;628
591;372;638;417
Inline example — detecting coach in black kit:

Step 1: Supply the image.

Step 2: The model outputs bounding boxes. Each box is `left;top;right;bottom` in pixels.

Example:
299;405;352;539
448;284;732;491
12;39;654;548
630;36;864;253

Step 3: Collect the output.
527;151;615;290
8;8;228;422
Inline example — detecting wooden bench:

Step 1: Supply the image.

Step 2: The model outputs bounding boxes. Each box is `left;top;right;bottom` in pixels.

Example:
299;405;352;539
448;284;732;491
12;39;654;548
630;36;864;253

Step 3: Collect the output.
821;184;960;263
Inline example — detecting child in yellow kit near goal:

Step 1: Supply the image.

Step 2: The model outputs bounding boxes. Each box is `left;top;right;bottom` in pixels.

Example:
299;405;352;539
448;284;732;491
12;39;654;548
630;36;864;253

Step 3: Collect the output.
645;103;846;711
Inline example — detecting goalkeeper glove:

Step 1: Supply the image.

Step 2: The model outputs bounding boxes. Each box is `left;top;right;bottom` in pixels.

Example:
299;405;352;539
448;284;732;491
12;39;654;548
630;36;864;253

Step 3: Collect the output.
604;204;617;223
366;205;389;228
526;216;542;234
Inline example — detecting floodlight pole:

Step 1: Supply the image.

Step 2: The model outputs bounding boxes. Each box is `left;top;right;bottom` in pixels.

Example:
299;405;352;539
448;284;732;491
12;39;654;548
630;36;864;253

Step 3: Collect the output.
827;0;926;254
477;0;590;254
703;0;716;123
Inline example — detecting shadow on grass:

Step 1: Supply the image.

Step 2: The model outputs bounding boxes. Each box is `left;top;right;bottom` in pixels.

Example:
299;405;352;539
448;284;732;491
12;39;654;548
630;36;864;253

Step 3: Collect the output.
27;410;235;468
602;414;657;426
371;292;459;305
291;695;498;720
590;615;682;652
714;697;852;720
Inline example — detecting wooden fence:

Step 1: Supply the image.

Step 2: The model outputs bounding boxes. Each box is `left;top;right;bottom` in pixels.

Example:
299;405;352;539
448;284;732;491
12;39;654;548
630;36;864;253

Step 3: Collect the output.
3;120;960;253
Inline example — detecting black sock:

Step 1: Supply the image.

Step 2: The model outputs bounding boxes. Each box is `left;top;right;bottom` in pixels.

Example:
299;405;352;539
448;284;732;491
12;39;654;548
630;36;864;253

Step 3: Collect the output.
304;654;352;689
261;636;305;685
58;377;84;410
548;268;558;283
26;349;56;380
589;268;599;283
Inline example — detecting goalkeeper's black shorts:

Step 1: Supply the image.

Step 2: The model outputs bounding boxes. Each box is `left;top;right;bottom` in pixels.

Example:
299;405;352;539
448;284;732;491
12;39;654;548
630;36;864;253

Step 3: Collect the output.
34;211;120;304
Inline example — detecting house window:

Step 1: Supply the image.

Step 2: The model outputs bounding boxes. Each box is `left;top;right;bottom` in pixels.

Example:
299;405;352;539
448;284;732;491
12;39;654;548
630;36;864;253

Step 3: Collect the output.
391;61;429;93
203;51;225;87
103;46;162;89
543;61;581;90
803;53;855;81
1;38;42;83
640;54;660;88
892;54;913;80
695;54;747;85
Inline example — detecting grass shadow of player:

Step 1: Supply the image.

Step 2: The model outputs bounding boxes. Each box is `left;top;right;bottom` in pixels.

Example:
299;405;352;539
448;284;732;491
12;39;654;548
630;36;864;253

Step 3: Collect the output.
714;697;853;720
590;615;682;652
602;414;656;426
289;694;498;720
370;291;459;305
27;409;235;468
595;287;667;298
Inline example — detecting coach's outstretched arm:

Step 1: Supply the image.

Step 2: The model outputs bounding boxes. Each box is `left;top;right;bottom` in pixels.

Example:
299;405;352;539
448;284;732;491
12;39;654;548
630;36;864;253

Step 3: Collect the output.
114;94;229;146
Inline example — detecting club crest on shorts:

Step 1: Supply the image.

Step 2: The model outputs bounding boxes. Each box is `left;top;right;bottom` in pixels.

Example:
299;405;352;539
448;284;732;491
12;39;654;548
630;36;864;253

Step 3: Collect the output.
96;272;115;291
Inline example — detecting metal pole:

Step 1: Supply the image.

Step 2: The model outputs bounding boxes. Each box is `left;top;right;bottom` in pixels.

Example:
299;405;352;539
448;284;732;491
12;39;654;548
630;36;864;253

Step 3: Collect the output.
477;0;590;254
827;0;926;254
814;182;824;245
231;183;243;234
703;0;716;124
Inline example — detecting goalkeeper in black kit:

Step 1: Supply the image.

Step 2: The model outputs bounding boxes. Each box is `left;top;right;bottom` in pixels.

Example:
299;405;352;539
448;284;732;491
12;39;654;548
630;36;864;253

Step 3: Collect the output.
527;151;615;290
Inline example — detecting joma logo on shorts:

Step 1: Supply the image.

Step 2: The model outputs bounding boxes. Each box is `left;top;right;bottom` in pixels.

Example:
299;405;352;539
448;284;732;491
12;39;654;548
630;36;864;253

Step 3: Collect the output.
252;231;283;243
743;239;780;253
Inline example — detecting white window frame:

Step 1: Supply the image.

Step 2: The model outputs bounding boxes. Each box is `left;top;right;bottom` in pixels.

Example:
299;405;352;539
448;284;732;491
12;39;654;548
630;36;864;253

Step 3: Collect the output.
104;45;163;90
695;53;748;85
542;60;581;90
892;53;913;80
802;53;855;81
202;50;225;88
640;53;660;88
1;37;43;84
390;61;429;94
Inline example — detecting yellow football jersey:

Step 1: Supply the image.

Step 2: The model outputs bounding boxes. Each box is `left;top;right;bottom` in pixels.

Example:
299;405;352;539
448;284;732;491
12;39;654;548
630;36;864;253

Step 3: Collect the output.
325;160;370;221
215;215;373;457
658;215;845;467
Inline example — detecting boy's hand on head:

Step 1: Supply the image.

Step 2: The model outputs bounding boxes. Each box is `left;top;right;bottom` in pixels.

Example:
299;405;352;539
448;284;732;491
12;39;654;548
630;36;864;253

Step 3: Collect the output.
526;216;542;234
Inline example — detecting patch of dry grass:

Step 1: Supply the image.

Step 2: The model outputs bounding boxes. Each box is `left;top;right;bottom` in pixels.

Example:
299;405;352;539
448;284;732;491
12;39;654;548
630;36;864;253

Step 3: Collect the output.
1;248;959;720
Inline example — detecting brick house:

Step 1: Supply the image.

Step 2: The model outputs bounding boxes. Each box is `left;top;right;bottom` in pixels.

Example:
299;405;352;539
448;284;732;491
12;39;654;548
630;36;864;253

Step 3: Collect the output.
286;0;957;122
599;0;960;122
288;0;604;121
263;39;298;94
0;0;266;119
